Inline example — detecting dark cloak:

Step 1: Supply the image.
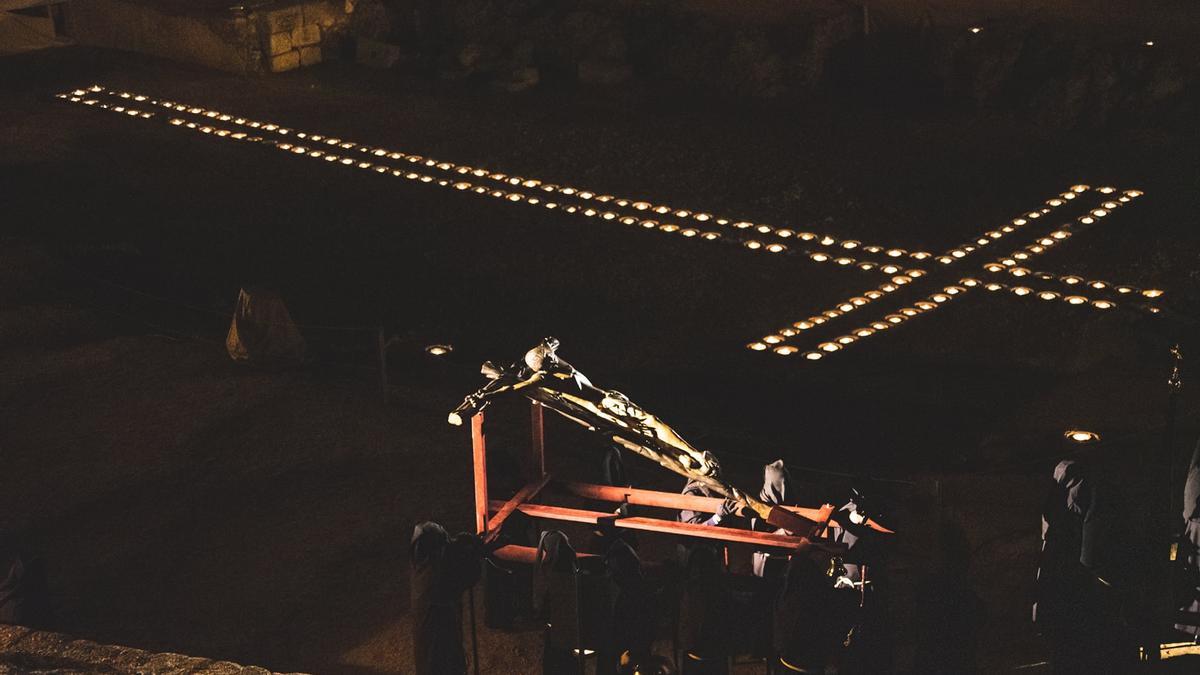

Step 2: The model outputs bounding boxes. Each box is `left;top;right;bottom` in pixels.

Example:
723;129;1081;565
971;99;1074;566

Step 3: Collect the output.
599;539;656;674
826;500;882;584
1177;440;1200;636
537;531;607;674
1033;461;1127;673
410;522;482;675
601;446;628;488
773;552;847;672
678;545;732;673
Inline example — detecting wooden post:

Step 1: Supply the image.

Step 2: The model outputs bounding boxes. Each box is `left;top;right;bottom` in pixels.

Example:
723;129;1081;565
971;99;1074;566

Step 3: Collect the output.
472;412;489;535
530;401;546;480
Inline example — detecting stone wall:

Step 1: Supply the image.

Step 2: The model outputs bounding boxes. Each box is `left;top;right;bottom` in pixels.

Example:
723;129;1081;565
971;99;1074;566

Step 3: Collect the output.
64;0;350;75
0;624;305;674
259;1;350;73
346;0;861;98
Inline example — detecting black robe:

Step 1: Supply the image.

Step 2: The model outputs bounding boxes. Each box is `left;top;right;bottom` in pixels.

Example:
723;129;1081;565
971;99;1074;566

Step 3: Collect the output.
773;552;847;673
597;540;656;674
1177;440;1200;636
537;531;606;674
410;522;481;675
1033;461;1126;673
678;545;732;674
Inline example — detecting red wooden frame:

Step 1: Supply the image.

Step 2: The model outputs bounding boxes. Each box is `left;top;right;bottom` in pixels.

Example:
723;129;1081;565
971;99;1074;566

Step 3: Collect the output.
470;403;843;564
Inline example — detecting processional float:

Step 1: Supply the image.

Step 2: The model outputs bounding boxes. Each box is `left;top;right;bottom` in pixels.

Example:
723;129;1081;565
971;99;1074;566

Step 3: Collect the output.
448;337;857;564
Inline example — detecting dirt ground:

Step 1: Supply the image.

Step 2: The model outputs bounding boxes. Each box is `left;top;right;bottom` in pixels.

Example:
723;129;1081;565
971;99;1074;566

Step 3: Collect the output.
2;41;1200;673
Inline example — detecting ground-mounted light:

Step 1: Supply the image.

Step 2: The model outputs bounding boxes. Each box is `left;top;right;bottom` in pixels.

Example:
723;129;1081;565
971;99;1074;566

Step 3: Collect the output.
1064;429;1100;444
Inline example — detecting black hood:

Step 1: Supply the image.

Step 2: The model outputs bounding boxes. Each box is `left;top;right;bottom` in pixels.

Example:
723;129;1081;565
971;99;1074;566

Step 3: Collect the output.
685;544;723;581
537;530;576;573
411;521;449;567
605;538;643;590
1053;460;1090;518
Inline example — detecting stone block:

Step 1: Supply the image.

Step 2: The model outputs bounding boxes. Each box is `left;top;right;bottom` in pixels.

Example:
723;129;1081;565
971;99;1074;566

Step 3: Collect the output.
263;6;303;34
270;50;301;72
291;22;322;48
268;31;292;56
299;45;323;66
192;660;246;675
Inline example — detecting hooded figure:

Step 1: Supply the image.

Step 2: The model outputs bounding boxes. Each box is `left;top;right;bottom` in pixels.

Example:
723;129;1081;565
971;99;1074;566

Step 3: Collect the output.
1177;440;1200;636
773;550;846;673
750;460;794;578
678;545;732;674
537;531;604;674
826;489;883;585
677;466;738;528
1034;460;1125;673
597;539;656;674
410;522;482;675
601;446;629;489
678;478;718;525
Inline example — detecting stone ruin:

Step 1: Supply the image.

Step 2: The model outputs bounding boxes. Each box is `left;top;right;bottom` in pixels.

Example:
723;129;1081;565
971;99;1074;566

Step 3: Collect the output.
66;0;351;74
0;624;304;674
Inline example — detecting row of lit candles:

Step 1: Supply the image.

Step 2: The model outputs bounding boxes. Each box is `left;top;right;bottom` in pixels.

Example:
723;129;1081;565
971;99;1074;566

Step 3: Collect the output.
58;85;1162;365
753;185;1111;349
63;85;919;268
65;85;992;267
750;187;1150;359
66;86;1135;289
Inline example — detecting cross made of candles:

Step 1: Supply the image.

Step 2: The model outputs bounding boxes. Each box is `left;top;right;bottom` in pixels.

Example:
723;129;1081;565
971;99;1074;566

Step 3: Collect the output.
56;85;1163;363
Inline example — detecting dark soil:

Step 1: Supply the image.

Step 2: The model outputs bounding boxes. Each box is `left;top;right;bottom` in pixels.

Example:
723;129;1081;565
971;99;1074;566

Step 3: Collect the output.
2;42;1199;673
